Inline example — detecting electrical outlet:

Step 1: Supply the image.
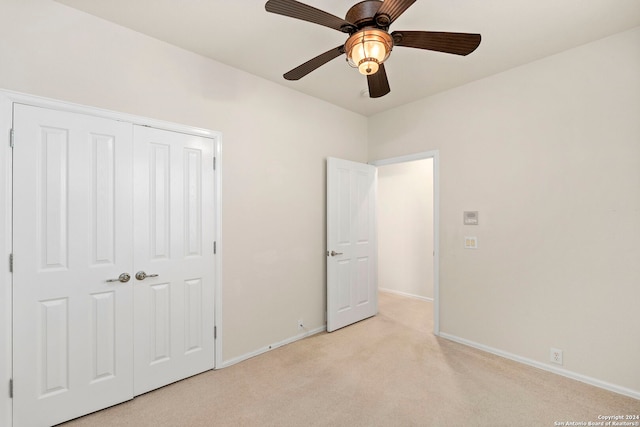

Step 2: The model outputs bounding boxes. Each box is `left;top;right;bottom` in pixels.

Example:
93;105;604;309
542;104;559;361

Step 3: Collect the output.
297;319;304;331
550;348;563;365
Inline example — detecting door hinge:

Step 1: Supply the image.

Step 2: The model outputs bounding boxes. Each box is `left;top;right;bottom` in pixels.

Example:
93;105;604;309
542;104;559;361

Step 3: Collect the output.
213;157;216;170
214;326;217;339
9;253;13;273
214;241;217;254
9;379;13;398
9;129;14;148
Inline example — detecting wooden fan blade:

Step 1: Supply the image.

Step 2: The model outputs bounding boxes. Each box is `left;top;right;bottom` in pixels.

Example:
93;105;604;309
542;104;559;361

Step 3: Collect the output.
367;63;391;98
266;0;355;33
284;45;345;80
392;31;481;56
375;0;416;25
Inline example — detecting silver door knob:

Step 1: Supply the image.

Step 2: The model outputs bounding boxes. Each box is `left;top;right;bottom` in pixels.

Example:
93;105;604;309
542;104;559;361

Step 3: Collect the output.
329;251;343;257
107;273;131;283
135;271;159;281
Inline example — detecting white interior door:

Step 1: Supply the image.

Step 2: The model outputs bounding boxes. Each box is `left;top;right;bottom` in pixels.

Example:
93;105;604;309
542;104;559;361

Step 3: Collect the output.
12;104;134;426
326;157;377;332
132;125;215;395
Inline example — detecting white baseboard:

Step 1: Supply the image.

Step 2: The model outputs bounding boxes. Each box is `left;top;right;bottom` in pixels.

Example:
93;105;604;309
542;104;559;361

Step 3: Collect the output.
379;288;434;303
439;332;640;401
219;325;326;369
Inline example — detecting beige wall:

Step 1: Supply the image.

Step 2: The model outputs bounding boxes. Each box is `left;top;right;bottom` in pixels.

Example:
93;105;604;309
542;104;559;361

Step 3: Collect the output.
0;1;638;423
378;160;434;299
0;0;367;385
369;27;640;394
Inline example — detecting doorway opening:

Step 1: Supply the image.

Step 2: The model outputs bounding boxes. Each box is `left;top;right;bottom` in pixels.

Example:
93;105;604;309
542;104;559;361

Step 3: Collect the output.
370;151;440;334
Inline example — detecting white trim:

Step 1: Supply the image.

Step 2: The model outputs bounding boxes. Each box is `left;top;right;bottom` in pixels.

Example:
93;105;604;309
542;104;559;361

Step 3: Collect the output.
433;152;440;335
0;92;14;427
379;288;433;303
219;326;326;369
369;151;438;167
439;332;640;401
369;150;441;335
2;89;216;138
213;137;223;369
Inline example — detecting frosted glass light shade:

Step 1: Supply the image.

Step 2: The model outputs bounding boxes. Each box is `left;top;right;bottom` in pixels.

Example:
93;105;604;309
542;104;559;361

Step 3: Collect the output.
345;29;393;76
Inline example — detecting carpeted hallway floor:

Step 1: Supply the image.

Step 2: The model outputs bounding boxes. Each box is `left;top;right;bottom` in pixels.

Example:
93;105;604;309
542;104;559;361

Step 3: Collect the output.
61;292;639;426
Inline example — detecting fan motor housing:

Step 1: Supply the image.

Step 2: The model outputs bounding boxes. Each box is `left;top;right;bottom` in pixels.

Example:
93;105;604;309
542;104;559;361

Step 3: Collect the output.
345;0;384;29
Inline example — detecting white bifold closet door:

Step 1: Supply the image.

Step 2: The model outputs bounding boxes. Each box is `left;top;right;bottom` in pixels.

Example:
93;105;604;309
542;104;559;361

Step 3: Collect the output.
12;105;215;427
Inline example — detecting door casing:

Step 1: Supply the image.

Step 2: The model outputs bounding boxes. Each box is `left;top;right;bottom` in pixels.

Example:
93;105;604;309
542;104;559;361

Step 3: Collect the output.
0;89;223;427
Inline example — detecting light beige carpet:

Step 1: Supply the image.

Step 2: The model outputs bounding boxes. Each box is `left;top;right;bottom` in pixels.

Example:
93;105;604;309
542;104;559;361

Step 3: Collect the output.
61;292;639;426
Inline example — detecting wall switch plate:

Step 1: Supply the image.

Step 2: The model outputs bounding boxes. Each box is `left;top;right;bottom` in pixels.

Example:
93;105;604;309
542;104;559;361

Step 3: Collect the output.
550;348;563;365
464;236;478;249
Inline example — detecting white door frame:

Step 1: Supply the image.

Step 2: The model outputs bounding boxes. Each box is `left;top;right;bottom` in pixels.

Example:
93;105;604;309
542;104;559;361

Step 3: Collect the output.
0;89;223;427
0;92;14;427
369;151;440;335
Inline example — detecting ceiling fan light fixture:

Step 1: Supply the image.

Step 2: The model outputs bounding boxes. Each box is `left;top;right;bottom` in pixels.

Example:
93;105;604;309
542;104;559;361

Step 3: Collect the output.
345;28;393;76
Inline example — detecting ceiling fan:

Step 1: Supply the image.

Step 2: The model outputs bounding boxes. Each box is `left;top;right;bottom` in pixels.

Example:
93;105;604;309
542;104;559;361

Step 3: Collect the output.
265;0;481;98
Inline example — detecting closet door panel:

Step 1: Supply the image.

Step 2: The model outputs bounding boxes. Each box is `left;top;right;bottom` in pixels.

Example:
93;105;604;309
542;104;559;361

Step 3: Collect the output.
12;104;134;427
132;125;215;396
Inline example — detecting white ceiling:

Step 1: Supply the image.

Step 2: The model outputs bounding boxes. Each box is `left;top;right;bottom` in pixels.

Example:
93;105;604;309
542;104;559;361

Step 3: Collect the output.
55;0;640;116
